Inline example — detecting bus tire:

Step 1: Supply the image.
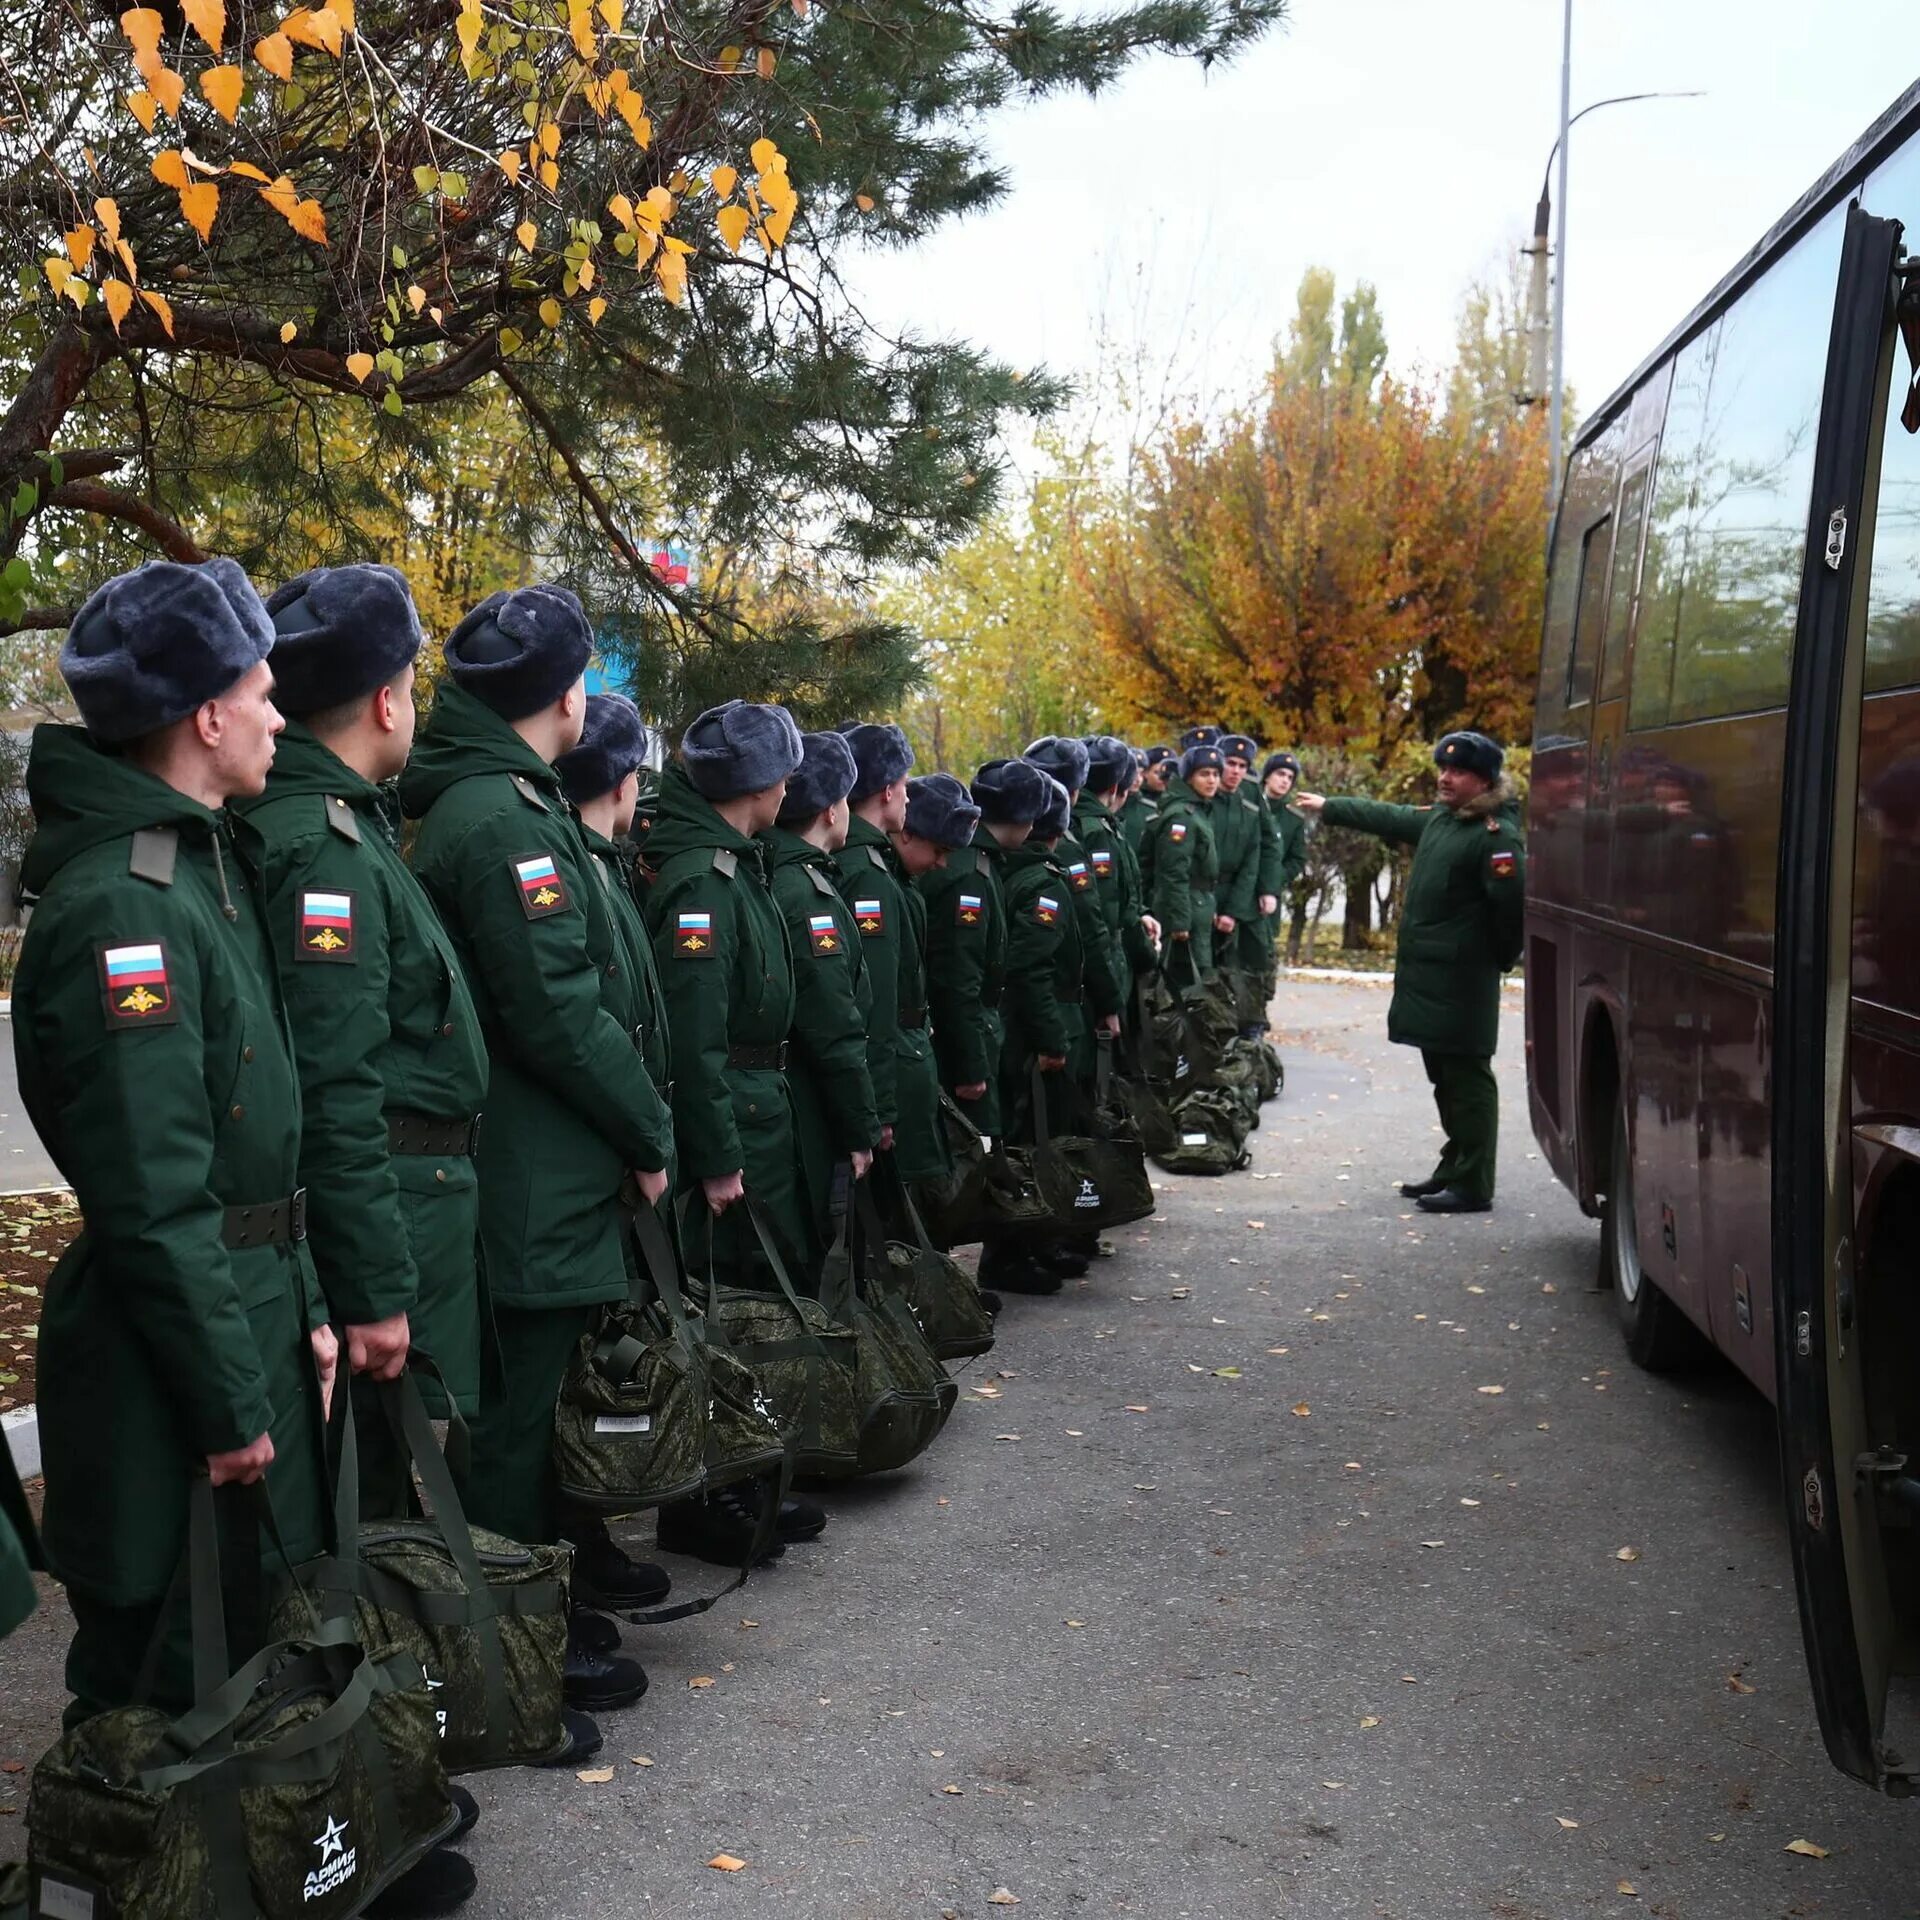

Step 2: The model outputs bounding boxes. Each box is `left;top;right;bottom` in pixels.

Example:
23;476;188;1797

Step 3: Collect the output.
1599;1093;1696;1372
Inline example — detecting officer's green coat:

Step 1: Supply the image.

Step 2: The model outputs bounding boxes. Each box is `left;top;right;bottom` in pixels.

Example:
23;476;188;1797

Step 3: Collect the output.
239;724;490;1412
995;843;1076;1142
1141;776;1220;979
919;826;1009;1138
1321;784;1525;1056
833;817;948;1184
762;825;880;1240
1117;789;1157;857
400;683;675;1309
1208;781;1265;930
641;765;813;1277
13;727;329;1607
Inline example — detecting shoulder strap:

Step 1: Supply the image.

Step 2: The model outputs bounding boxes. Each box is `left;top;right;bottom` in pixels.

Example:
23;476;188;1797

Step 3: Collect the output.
806;864;839;899
508;773;550;812
866;844;889;872
128;826;177;886
712;847;738;880
325;795;363;844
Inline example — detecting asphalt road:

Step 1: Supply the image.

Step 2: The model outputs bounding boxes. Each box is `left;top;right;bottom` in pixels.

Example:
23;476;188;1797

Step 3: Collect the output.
4;975;1919;1917
0;1018;61;1193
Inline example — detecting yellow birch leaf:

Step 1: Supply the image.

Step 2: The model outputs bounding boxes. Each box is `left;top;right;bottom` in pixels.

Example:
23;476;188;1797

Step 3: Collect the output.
653;249;686;305
127;90;159;130
711;165;737;200
280;319;298;342
115;239;138;281
706;1856;746;1873
854;192;875;212
180;0;225;52
662;235;692;256
178;180;219;242
283;7;343;54
598;0;623;29
538;297;562;328
497;148;521;181
229;161;272;183
629;229;657;269
718;44;742;70
606;194;635;231
258;174;299;219
716;204;750;253
515;219;538;251
102;280;135;333
577;257;595;290
345;351;374;384
334;0;355;31
538;159;559;191
756;45;775;78
567;0;595;59
750;137;780;174
454;1;482;63
641;186;673;225
407;284;426;314
287;198;328;244
617;98;651;148
147;66;185;117
140;289;175;336
587;296;607;324
575;1767;614;1784
538;121;561;157
151;148;190;190
200;64;244;121
95;198;121;244
253;31;294;78
1783;1839;1829;1859
668;169;689;195
762;201;793;248
120;7;165;63
64;227;96;272
604;67;630;95
43;258;72;299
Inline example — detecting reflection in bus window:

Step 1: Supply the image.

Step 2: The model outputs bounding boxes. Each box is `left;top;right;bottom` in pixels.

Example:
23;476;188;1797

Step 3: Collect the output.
1567;515;1613;707
1665;207;1846;722
1865;329;1920;692
1599;466;1650;703
1631;336;1714;732
1536;465;1587;726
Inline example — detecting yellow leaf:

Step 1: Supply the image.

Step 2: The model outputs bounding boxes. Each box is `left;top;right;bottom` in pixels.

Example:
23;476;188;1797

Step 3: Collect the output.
200;64;244;121
706;1856;746;1873
102;280;135;333
180;0;225;52
1783;1839;1829;1859
333;0;355;29
587;295;607;324
987;1893;1021;1909
345;351;374;384
178;180;219;243
756;45;775;78
229;161;271;183
1290;1402;1311;1417
1475;1384;1505;1395
407;284;426;314
1614;1546;1640;1563
567;0;596;59
538;159;559;192
454;0;482;63
662;235;693;256
686;1675;715;1689
147;66;185;117
1617;1884;1638;1899
279;319;298;342
287;198;328;244
253;31;294;78
538;121;561;158
538;297;562;328
598;0;623;28
126;90;158;130
577;257;595;290
653;249;686;305
604;67;630;95
606;194;635;231
762;201;793;249
140;289;175;337
115;238;138;281
515;221;537;251
750;136;780;174
95;197;121;244
282;7;343;54
43;258;71;299
151;148;190;190
711;165;737;200
497;148;521;181
854;192;875;213
716;204;750;253
258;174;299;218
119;7;165;63
718;44;742;70
64;227;96;272
640;186;673;226
617;94;651;147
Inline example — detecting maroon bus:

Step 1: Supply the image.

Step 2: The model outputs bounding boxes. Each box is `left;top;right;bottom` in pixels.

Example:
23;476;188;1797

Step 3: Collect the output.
1527;82;1920;1794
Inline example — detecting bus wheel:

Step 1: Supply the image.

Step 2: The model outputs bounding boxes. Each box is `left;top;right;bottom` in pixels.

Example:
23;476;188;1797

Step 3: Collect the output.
1600;1094;1696;1372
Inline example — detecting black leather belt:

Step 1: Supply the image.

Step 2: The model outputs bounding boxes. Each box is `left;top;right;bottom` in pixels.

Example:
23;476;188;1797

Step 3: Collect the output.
897;1005;927;1029
223;1189;307;1250
728;1043;788;1071
386;1111;482;1156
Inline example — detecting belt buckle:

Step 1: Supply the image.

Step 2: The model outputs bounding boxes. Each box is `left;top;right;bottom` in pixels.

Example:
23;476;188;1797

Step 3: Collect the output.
289;1187;308;1242
466;1112;483;1155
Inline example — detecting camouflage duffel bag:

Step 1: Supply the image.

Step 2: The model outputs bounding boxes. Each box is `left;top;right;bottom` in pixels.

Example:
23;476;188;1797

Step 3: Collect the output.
286;1371;571;1778
555;1200;786;1517
1150;1086;1255;1176
31;1483;452;1920
867;1160;995;1361
916;1092;1054;1248
1023;1065;1156;1235
1218;1034;1283;1102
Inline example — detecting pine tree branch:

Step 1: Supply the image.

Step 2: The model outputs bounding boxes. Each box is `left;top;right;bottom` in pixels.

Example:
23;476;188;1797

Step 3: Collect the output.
0;605;74;637
43;482;206;562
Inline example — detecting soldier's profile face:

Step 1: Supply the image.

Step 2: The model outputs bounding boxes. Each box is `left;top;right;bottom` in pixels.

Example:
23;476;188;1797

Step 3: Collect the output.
1266;768;1295;798
1222;757;1248;789
209;659;284;801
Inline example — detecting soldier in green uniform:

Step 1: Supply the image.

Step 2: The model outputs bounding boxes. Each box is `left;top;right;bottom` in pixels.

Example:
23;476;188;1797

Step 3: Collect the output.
1298;731;1524;1214
14;561;338;1719
1142;744;1224;989
1120;746;1170;855
400;585;659;1746
760;731;880;1239
1207;733;1267;1022
1257;750;1309;998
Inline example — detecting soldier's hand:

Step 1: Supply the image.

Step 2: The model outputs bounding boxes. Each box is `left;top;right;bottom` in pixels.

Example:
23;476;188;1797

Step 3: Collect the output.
1037;1054;1067;1073
207;1433;276;1487
633;1166;671;1208
311;1325;340;1420
851;1149;874;1180
704;1170;746;1214
955;1082;987;1102
347;1313;410;1382
1171;930;1190;943
1258;893;1278;916
1214;913;1236;934
1142;913;1162;947
1294;792;1326;814
877;1124;896;1152
1098;1013;1122;1037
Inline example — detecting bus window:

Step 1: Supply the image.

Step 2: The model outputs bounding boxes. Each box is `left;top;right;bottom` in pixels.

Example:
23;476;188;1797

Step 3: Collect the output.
1538;452;1593;724
1566;515;1613;707
1599;466;1651;703
1666;206;1847;722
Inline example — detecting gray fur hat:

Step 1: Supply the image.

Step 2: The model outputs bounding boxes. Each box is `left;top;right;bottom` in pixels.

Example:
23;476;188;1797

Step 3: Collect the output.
1434;730;1504;781
1180;743;1225;780
1180;725;1222;751
554;692;649;805
61;557;276;743
265;563;424;717
775;729;859;824
1219;733;1259;763
840;721;914;800
970;757;1050;826
444;584;593;720
903;772;980;848
1022;734;1090;793
1263;750;1301;781
682;698;804;799
1081;734;1134;791
1144;744;1177;771
1033;773;1072;839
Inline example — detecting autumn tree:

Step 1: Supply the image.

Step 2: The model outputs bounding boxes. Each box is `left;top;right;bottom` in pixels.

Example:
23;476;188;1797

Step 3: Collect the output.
0;0;1284;719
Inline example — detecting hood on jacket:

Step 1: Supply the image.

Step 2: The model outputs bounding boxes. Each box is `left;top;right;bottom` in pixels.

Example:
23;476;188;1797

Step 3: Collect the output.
758;823;831;872
1452;775;1519;822
397;679;560;819
642;761;765;873
20;724;220;895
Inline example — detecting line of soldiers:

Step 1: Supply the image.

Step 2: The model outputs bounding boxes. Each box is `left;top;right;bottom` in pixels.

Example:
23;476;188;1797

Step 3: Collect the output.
0;555;1313;1917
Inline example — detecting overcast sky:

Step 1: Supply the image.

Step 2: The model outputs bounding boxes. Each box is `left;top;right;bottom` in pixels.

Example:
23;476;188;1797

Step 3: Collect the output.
844;0;1919;436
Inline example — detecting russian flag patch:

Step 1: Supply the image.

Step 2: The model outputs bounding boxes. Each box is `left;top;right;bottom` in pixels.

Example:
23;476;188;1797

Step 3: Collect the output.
1036;895;1061;926
1067;861;1092;892
513;852;569;919
99;940;177;1026
675;909;716;957
1090;848;1113;873
807;912;841;956
1169;822;1188;842
957;891;984;927
298;889;355;962
854;898;884;937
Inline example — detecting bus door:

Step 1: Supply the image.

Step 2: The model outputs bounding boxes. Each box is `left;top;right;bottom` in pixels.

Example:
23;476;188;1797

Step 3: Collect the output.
1774;199;1909;1792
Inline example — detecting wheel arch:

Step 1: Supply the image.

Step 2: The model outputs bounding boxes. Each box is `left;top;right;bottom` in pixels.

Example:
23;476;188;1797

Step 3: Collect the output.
1577;997;1626;1215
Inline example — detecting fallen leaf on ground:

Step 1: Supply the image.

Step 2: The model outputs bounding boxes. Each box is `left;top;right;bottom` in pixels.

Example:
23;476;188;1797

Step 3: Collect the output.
1460;1497;1482;1507
1556;1816;1579;1829
688;1675;716;1688
1615;1547;1641;1563
576;1766;614;1782
993;1433;1022;1441
987;1891;1021;1907
1214;1367;1242;1379
1476;1385;1505;1396
1065;1428;1083;1436
630;1756;653;1766
1124;1404;1150;1413
1359;1716;1379;1728
1784;1839;1829;1858
1618;1882;1638;1898
708;1854;747;1872
1727;1674;1755;1694
1268;1346;1290;1355
1420;1540;1447;1549
1291;1403;1312;1417
942;1784;964;1794
1065;1619;1085;1628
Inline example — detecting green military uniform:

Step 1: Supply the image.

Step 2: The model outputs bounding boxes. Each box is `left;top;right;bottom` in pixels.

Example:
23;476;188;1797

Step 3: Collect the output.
641;766;812;1283
1321;785;1525;1202
1072;792;1149;987
996;843;1077;1141
1052;826;1125;1087
1140;775;1220;988
400;683;675;1545
919;825;1010;1140
239;723;491;1444
14;727;331;1716
762;825;881;1243
582;824;675;1180
1247;794;1307;998
1207;781;1264;996
834;817;948;1183
1117;787;1157;857
1;1458;38;1639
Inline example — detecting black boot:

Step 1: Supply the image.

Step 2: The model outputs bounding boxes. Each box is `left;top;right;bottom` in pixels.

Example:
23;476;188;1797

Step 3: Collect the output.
568;1518;672;1611
657;1488;786;1568
571;1608;622;1656
564;1611;648;1712
1398;1174;1447;1198
777;1492;827;1543
447;1784;479;1842
1414;1188;1492;1215
540;1706;604;1768
977;1289;1004;1317
366;1850;477;1919
1036;1244;1090;1278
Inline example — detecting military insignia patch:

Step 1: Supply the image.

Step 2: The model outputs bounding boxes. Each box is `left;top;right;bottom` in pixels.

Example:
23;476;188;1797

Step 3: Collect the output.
297;889;355;961
1169;822;1188;842
1090;848;1113;874
957;891;984;926
1036;895;1061;926
99;940;177;1027
675;910;716;957
1489;850;1517;878
513;853;570;919
854;898;884;937
808;913;841;955
1067;861;1093;892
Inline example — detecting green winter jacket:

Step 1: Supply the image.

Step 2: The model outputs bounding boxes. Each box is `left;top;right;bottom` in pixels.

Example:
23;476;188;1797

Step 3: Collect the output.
13;727;329;1603
919;828;1010;1137
1141;777;1219;973
996;843;1076;1142
1208;781;1266;928
238;724;490;1410
762;824;880;1236
1321;781;1525;1056
1054;824;1126;1021
641;765;812;1272
400;682;674;1312
1259;797;1308;901
1117;790;1157;856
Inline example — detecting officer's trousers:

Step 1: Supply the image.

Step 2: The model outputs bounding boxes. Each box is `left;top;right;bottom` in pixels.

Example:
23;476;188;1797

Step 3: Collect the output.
1421;1049;1499;1202
459;1301;596;1548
